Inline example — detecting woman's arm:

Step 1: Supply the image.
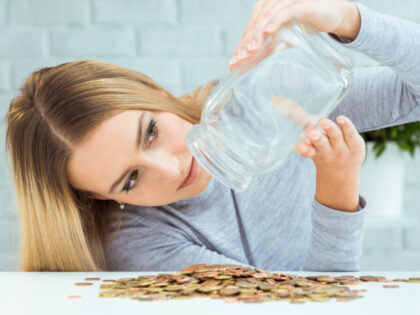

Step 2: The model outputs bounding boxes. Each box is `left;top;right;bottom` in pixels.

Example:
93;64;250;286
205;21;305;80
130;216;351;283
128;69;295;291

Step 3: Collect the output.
106;216;254;271
301;195;366;271
328;3;420;131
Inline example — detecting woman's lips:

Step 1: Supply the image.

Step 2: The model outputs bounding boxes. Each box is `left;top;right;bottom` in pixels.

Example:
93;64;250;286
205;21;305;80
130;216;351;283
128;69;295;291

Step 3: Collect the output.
178;157;198;190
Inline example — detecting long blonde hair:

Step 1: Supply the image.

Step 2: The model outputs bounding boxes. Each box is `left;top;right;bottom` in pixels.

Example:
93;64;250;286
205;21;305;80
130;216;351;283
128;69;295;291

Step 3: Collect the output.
5;59;216;271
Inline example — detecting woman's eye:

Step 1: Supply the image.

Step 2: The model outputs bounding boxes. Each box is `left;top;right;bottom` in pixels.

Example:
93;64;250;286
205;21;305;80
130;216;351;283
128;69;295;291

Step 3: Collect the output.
146;119;157;144
121;119;157;194
123;170;138;193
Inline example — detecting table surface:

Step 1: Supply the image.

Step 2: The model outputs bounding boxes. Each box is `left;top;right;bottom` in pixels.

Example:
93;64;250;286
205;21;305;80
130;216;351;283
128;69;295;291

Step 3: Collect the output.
2;271;420;315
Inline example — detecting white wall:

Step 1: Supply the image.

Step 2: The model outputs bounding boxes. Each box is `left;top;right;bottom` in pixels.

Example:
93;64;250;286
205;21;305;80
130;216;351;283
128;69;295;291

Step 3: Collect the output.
0;0;419;270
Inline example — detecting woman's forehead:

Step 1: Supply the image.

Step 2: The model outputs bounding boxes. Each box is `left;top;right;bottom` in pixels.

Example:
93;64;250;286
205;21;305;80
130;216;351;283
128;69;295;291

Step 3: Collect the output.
66;110;144;193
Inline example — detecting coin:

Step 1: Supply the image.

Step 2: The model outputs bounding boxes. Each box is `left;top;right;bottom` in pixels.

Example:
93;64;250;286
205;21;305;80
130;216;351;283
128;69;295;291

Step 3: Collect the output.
408;278;420;283
74;282;93;286
219;287;240;296
99;291;121;298
85;277;101;281
68;295;81;299
337;297;353;302
78;264;420;304
359;276;378;282
377;279;393;283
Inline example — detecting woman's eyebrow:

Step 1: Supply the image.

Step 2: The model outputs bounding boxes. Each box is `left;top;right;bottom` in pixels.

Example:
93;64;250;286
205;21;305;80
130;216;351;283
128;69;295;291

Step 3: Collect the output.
108;112;145;194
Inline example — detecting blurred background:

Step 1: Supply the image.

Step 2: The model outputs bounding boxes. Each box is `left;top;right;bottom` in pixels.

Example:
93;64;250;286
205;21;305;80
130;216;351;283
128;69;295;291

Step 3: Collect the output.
0;0;419;271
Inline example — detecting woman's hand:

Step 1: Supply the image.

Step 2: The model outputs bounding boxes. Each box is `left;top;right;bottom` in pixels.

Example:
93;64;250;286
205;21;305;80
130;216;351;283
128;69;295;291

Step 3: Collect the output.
296;115;366;212
229;0;361;70
271;96;365;211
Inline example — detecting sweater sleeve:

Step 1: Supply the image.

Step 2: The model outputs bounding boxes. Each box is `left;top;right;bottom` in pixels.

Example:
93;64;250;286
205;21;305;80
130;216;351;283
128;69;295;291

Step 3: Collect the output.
105;216;254;271
301;195;367;271
328;3;420;131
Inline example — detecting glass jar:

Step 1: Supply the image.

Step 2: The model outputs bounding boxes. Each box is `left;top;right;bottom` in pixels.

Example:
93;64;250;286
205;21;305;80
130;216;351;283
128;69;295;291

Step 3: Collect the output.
186;20;352;191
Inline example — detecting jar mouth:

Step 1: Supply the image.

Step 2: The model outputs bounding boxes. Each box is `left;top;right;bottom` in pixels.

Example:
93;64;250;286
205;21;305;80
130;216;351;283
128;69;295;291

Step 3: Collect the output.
186;124;254;191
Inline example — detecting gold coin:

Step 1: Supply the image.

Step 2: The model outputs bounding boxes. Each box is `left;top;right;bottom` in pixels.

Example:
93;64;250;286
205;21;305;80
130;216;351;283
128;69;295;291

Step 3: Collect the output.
219;287;240;296
75;282;93;286
164;285;182;291
99;291;120;298
100;284;115;290
86;263;379;305
359;276;377;282
337;297;353;302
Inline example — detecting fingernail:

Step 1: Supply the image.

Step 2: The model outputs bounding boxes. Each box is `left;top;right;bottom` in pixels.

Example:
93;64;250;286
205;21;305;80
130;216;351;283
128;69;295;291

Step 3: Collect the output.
229;55;237;66
300;146;307;154
337;117;346;124
264;22;274;32
310;133;319;140
321;123;330;130
248;38;257;51
239;48;247;59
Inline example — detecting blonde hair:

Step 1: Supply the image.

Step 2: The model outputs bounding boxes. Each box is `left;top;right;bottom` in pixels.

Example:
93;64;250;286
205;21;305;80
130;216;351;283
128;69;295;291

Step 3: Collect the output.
5;59;216;271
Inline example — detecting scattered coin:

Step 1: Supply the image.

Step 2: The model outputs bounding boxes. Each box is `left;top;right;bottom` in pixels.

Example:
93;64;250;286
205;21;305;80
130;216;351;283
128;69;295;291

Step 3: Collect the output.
360;276;379;282
408;278;420;283
74;282;93;286
378;279;393;283
336;297;353;302
71;264;419;304
67;295;81;299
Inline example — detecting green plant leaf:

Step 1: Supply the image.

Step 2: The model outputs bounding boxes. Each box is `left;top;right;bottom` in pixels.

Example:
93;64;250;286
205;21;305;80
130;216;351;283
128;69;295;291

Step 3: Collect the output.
360;121;420;159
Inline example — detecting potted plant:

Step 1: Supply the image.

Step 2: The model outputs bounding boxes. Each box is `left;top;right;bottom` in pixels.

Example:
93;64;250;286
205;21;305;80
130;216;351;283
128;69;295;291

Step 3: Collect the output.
359;121;420;219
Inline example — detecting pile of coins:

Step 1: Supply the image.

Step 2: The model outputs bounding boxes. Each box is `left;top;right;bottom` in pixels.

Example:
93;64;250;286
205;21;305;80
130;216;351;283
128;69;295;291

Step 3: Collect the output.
74;264;420;304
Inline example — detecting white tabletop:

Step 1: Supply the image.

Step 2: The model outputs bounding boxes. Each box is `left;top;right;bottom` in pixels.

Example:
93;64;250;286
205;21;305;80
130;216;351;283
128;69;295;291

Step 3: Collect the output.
2;271;420;315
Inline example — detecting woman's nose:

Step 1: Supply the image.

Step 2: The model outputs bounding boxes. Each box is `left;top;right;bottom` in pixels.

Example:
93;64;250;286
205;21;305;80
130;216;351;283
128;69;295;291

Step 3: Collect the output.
146;151;181;180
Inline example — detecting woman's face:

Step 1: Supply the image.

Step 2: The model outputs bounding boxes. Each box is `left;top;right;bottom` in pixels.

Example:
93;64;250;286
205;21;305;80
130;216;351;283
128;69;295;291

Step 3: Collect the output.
67;109;212;207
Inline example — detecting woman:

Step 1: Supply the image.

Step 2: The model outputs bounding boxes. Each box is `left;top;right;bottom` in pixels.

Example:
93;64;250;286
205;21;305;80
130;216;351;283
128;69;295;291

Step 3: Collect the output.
5;0;420;271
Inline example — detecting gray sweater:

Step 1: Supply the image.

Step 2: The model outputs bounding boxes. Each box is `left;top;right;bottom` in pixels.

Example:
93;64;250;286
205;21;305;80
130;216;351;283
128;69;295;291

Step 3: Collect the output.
105;3;420;272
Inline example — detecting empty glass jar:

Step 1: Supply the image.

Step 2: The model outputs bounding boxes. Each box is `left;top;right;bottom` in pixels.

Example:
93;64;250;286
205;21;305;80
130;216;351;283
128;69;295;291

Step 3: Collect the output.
186;20;353;191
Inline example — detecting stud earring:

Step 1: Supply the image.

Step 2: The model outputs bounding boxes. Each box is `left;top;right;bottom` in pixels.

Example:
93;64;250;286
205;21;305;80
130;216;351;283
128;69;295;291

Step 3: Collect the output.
119;202;125;210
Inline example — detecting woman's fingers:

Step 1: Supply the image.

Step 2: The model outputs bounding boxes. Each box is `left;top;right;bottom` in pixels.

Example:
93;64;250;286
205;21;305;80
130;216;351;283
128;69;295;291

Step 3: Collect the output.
271;99;360;161
295;140;316;158
271;96;320;132
308;127;332;156
232;1;266;57
229;0;297;69
336;115;364;151
230;0;360;70
296;116;364;161
319;118;346;151
230;0;274;67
